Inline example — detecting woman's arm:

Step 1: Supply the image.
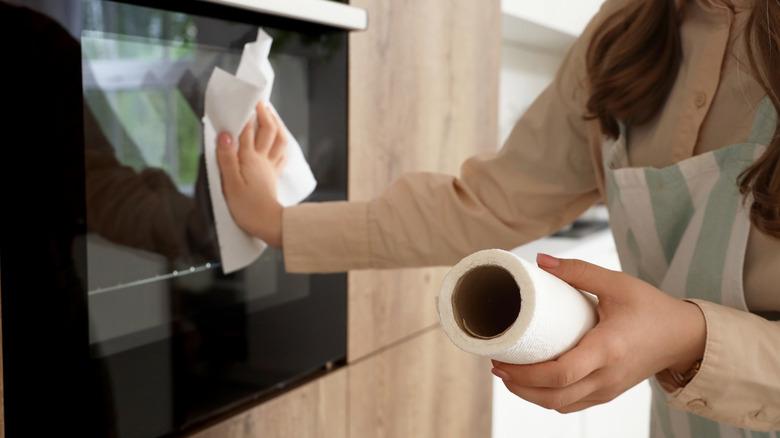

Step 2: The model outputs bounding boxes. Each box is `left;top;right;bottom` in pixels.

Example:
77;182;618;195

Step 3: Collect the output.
278;30;604;273
279;1;641;274
217;2;633;273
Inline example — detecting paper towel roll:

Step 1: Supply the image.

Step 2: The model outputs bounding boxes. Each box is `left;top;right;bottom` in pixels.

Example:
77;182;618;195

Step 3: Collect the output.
437;249;597;364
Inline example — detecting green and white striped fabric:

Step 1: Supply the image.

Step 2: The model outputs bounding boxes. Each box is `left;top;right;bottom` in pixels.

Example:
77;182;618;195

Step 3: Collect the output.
601;97;777;438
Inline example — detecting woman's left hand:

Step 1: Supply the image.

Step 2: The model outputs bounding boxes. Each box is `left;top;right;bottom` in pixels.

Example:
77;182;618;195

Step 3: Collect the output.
491;253;706;413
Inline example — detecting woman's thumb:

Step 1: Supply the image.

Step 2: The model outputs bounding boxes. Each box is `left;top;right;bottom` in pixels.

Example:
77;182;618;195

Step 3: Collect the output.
536;253;623;299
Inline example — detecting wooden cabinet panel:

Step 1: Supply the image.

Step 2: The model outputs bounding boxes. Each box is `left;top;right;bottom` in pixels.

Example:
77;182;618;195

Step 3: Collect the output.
349;267;447;362
347;0;501;361
190;369;347;438
348;328;492;438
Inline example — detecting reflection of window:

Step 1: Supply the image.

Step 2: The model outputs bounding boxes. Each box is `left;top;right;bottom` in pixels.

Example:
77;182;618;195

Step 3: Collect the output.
81;0;206;192
82;0;197;59
82;31;205;192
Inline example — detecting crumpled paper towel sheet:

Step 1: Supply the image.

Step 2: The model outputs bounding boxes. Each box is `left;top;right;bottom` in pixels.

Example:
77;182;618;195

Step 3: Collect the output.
203;29;316;274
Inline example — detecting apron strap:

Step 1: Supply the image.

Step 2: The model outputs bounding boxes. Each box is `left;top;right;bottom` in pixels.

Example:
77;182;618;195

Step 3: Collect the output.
747;96;778;145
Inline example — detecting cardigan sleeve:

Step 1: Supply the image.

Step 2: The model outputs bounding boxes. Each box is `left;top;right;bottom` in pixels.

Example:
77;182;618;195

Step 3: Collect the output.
279;2;636;273
656;299;780;431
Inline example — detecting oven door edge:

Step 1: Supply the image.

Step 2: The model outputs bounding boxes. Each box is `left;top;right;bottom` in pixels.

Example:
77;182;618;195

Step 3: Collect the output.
197;0;368;30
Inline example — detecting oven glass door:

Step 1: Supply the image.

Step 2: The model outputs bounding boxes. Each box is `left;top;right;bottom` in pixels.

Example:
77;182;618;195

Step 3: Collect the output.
3;1;347;437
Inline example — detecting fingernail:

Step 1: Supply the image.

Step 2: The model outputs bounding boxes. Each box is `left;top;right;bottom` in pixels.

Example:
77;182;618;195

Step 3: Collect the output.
218;133;232;148
491;367;511;381
537;253;560;269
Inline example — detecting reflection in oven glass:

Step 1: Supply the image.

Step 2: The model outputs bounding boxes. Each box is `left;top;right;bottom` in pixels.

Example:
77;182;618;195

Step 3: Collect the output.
72;1;348;436
2;1;347;437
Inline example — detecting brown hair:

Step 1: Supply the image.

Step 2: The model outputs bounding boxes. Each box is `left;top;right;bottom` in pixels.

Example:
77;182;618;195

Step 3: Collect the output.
585;0;780;237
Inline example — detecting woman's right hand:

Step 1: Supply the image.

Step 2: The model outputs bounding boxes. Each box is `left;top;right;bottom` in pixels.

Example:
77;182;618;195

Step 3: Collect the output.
216;103;288;247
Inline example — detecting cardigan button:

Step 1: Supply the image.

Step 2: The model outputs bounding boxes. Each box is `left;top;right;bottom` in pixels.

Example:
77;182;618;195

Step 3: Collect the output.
694;92;707;108
750;407;780;422
687;398;708;410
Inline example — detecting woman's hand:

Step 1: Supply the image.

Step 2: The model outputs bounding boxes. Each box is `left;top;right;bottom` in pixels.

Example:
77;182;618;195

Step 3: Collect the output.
216;103;288;247
491;253;706;413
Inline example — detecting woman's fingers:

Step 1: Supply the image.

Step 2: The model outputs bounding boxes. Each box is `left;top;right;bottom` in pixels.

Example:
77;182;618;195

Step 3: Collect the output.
556;400;601;414
492;332;607;388
255;103;278;154
502;372;601;412
238;119;257;165
216;132;243;192
267;110;288;164
537;253;628;300
233;102;286;174
273;152;288;173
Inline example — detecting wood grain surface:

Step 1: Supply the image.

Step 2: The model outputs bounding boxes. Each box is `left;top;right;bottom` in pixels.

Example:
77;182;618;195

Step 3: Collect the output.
348;0;501;361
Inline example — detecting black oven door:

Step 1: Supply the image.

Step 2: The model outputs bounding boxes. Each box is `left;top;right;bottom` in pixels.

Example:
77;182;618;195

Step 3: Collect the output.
0;1;352;437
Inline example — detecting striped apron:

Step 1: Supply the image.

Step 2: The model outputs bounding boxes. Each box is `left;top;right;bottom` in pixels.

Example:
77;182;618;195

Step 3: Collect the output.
602;97;777;438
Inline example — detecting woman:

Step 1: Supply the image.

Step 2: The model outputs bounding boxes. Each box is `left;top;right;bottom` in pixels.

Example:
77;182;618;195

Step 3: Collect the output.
216;0;780;435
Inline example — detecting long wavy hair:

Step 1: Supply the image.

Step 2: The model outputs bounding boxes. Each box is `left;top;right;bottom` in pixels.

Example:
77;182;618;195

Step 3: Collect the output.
585;0;780;237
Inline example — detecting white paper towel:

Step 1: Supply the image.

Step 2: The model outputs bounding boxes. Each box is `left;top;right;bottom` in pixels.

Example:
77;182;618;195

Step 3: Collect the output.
203;29;317;274
437;249;597;364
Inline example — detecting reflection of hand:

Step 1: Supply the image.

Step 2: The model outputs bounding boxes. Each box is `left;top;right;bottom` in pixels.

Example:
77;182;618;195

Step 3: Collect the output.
491;254;706;413
217;103;287;247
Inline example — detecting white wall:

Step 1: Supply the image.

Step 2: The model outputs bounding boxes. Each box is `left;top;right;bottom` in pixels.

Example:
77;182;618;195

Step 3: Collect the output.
499;43;563;144
502;0;605;37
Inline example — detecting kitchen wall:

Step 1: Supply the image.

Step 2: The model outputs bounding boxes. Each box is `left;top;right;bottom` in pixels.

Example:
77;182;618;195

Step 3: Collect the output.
498;44;561;144
494;1;652;437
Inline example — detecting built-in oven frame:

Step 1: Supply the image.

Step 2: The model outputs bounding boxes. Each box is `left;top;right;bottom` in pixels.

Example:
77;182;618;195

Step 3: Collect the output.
0;1;365;436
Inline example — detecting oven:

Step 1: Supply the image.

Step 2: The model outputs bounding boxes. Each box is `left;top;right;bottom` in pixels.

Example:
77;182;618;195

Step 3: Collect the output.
0;1;365;436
